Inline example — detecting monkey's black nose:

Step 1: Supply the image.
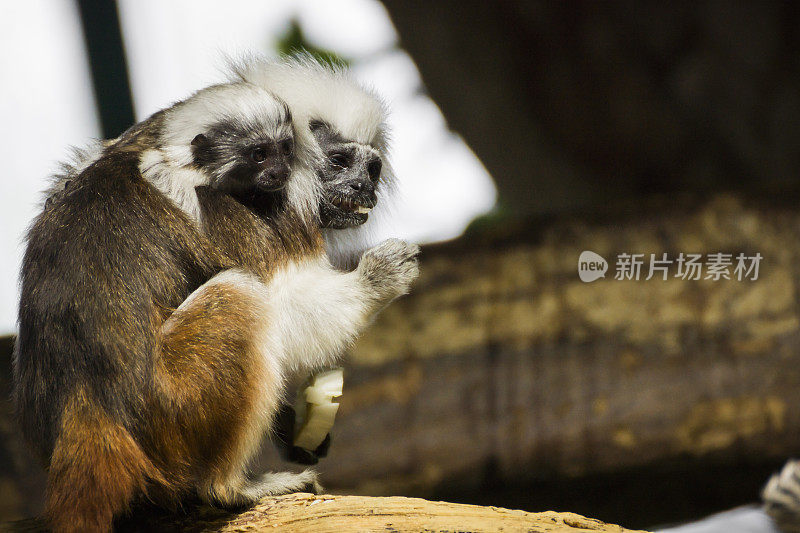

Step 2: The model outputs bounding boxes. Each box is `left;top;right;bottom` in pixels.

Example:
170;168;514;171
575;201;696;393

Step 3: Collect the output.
268;165;290;183
348;179;375;195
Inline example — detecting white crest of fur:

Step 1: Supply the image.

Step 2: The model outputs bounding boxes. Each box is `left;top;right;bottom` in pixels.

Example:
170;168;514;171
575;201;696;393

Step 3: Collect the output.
151;82;319;224
48;81;321;225
161;83;292;153
230;54;398;268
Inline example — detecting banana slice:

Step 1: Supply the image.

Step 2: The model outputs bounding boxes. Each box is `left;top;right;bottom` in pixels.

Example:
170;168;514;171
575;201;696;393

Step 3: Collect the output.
293;368;344;451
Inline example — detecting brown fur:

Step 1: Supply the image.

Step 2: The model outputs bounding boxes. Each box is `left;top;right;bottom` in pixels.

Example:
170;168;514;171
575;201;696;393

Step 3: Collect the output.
154;281;276;486
46;388;164;533
17;138;323;530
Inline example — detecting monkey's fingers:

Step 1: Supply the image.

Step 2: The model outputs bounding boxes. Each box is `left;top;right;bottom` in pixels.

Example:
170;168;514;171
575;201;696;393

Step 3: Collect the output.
285;433;331;465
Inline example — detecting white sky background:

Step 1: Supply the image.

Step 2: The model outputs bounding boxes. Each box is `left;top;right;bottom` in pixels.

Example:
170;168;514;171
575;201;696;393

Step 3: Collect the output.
0;1;100;335
0;0;495;334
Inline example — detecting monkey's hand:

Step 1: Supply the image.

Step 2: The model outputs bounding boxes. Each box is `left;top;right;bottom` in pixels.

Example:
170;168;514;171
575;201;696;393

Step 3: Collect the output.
273;402;332;465
357;238;420;304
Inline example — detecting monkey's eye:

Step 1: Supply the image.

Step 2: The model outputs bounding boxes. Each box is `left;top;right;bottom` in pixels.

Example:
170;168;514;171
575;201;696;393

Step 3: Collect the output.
280;139;294;156
329;152;349;169
251;147;267;163
367;158;382;182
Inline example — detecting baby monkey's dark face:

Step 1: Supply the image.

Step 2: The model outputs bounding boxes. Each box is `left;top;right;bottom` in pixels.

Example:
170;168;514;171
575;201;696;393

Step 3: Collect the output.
310;120;382;229
191;120;294;196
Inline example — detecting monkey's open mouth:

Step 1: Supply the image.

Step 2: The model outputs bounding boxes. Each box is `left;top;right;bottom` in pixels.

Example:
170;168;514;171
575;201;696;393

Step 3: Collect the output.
321;196;375;229
331;197;372;215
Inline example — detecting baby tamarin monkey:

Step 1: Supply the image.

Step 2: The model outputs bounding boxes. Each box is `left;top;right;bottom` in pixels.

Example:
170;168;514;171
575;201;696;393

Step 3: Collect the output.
14;81;418;532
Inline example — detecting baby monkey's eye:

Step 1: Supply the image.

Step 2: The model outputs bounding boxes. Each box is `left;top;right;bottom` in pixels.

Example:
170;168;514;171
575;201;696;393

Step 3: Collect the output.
329;152;349;169
280;139;294;156
251;147;267;163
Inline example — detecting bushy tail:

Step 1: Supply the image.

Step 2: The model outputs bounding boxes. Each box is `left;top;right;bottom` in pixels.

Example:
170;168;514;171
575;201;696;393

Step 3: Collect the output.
45;401;160;533
764;460;800;533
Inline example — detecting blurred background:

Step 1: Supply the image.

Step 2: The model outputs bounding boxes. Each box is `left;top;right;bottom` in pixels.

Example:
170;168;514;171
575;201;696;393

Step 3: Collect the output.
2;1;800;531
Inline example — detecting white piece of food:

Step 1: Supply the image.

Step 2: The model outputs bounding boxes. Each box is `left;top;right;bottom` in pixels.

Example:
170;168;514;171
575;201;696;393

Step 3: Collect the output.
293;368;344;451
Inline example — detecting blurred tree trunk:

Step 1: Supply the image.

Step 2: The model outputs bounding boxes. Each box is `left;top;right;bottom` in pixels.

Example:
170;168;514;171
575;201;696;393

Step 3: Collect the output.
381;1;800;215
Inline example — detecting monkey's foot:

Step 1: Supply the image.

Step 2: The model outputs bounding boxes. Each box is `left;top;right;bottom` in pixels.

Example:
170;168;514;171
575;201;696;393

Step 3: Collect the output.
252;469;323;497
205;469;322;511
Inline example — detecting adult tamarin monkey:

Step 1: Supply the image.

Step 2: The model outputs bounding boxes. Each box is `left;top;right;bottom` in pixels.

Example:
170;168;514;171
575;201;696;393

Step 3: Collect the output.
14;81;418;532
47;55;405;465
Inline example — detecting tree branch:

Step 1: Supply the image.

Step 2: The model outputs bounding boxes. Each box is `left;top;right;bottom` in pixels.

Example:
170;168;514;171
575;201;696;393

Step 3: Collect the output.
6;494;646;532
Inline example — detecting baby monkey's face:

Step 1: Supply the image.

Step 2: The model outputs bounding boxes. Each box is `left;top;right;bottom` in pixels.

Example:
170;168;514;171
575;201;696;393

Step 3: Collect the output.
191;119;295;196
310;120;382;229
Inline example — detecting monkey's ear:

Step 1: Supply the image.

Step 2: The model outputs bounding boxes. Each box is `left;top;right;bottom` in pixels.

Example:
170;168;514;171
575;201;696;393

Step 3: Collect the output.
191;134;208;147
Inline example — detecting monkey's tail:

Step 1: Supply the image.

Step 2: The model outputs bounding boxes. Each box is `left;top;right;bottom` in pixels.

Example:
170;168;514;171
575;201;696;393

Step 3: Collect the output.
45;399;163;533
763;460;800;533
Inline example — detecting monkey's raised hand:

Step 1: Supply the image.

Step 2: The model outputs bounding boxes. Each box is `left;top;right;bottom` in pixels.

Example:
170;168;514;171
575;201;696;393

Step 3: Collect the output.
357;239;420;304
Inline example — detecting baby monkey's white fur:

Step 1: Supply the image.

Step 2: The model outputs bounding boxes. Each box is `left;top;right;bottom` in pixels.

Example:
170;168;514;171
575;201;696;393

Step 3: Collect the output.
143;82;318;225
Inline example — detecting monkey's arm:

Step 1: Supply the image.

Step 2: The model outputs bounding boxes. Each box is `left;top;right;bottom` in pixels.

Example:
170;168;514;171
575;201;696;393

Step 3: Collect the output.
259;239;419;376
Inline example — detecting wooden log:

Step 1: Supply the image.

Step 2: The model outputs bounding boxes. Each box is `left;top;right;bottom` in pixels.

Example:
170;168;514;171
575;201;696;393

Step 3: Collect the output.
4;494;647;532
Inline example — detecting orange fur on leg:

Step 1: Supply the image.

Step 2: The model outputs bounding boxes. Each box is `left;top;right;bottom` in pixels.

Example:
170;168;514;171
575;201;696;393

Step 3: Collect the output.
45;390;165;533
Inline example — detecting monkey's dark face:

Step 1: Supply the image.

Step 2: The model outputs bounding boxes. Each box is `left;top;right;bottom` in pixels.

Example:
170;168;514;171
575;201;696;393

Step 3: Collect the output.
310;120;382;229
191;123;295;196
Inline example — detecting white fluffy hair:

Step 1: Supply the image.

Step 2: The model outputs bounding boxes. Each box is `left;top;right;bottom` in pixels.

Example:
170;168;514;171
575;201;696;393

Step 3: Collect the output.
229;53;398;269
46;82;320;226
150;82;320;225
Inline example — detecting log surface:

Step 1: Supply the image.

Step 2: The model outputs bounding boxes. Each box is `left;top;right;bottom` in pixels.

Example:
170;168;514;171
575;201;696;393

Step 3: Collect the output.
5;494;647;532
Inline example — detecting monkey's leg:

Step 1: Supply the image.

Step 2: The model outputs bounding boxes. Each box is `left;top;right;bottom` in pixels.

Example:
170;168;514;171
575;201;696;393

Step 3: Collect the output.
155;269;320;510
45;389;163;533
156;240;418;507
263;240;419;374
